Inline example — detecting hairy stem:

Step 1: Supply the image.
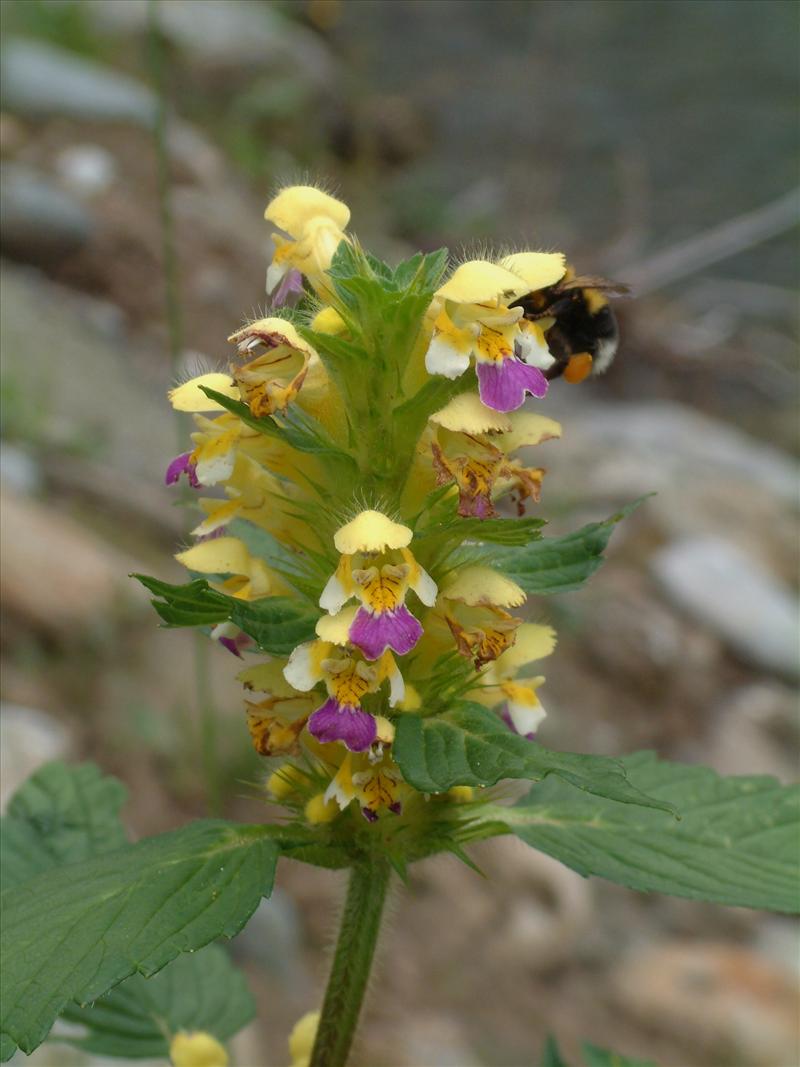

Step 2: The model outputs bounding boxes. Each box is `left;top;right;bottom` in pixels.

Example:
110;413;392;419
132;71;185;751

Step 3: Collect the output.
310;858;392;1067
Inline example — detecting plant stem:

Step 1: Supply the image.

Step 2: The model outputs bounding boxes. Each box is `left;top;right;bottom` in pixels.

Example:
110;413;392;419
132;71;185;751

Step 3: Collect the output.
310;858;392;1067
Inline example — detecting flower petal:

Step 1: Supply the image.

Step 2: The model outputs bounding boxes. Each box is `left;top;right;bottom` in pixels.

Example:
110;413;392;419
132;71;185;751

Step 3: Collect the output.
265;185;350;237
165;451;200;488
503;701;547;739
441;565;526;608
476;359;548;412
516;321;555;370
409;562;438;607
168;373;240;412
437;260;530;304
334;510;412;555
349;604;423;659
308;697;376;752
494;623;557;675
319;571;350;613
502;412;562;453
283;640;330;691
175;535;252;576
315;605;358;644
500;251;566;292
430;392;512;434
424;334;471;379
270;267;305;307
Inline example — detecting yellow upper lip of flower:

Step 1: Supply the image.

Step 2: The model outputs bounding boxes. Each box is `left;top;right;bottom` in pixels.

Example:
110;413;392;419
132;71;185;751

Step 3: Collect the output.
264;185;351;238
441;566;526;608
430;393;513;435
227;318;317;360
334;510;413;555
499;251;566;292
436;260;531;305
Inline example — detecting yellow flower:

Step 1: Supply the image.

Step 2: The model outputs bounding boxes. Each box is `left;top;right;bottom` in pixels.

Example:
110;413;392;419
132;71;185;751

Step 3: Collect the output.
429;397;561;518
305;792;340;823
333;509;412;555
265;185;350;299
317;510;437;664
288;1010;320;1067
169;373;241;412
310;305;347;335
228;317;324;418
470;622;557;736
175;536;281;600
440;566;526;608
499;251;566;292
425;258;561;413
436;260;530;305
267;762;312;800
169;1031;228;1067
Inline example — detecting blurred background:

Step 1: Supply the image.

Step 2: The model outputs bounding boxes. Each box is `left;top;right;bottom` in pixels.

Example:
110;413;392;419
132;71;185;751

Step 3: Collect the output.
1;1;798;1065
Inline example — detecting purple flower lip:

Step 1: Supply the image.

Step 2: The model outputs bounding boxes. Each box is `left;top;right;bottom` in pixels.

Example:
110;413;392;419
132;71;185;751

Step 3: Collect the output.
165;451;201;489
349;604;423;661
476;358;548;412
271;267;305;308
195;525;228;543
308;697;377;752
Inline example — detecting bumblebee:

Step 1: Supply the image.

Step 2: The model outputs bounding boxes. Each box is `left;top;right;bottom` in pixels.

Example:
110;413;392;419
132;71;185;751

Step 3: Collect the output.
511;268;629;383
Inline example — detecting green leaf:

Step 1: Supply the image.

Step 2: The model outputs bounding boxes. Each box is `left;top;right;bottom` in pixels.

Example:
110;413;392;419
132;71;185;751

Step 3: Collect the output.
133;575;231;627
133;575;319;654
416;516;546;562
59;944;254;1059
1;821;278;1058
229;596;319;656
494;498;647;595
227;518;325;601
1;762;127;892
200;387;358;474
393;703;674;814
484;752;800;912
582;1043;657;1067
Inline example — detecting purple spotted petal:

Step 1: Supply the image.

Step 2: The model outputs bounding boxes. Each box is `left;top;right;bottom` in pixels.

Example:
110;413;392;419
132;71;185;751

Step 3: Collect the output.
349;604;423;660
271;267;305;308
308;697;377;752
361;807;379;823
501;705;537;741
165;451;201;489
195;525;228;543
476;359;548;412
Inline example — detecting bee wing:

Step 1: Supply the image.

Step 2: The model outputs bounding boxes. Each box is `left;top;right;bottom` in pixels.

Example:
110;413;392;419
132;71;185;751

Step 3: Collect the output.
559;275;631;295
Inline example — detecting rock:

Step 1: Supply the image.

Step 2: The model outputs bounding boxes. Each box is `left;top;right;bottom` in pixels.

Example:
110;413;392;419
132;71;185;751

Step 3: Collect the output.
541;400;799;575
0;444;43;495
0;262;175;480
488;838;594;970
0;38;156;125
652;536;799;679
615;941;800;1066
706;683;799;783
0;163;92;263
0;704;72;808
54;144;117;198
396;1016;482;1067
0;488;142;635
